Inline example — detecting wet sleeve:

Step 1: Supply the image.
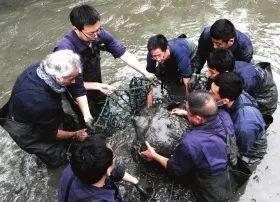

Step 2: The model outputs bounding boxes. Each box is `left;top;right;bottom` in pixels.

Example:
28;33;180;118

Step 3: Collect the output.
66;74;87;98
191;29;209;74
100;29;126;58
146;52;157;73
109;163;126;182
240;41;253;63
167;142;193;176
176;54;192;78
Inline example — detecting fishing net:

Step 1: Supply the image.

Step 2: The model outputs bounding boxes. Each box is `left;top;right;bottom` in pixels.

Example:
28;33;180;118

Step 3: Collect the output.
92;76;151;135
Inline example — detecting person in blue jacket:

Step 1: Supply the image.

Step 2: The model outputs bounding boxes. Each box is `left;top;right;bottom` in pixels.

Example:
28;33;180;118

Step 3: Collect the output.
190;19;253;89
0;50;89;167
207;48;278;127
54;4;155;128
141;90;234;201
211;72;267;165
58;135;145;202
146;34;196;98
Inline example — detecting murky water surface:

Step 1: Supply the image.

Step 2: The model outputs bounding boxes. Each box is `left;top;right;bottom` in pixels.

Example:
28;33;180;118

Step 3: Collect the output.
0;0;280;201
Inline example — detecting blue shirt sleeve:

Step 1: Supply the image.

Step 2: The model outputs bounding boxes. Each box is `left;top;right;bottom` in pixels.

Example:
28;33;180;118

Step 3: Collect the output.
240;44;253;63
98;28;126;58
191;27;212;73
66;74;87;98
237;31;253;63
175;53;192;78
167;142;193;176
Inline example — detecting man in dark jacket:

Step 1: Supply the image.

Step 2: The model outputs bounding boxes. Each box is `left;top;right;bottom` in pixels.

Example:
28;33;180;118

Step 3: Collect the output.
146;34;196;99
141;91;234;201
211;72;267;165
207;48;278;127
58;135;142;202
0;50;88;167
54;4;155;127
190;19;253;89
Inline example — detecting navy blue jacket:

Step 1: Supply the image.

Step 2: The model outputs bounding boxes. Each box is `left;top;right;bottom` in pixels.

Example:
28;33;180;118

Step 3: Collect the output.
58;165;125;202
7;63;64;141
229;91;266;157
54;29;126;98
167;109;234;176
146;38;193;79
234;61;265;97
234;61;278;119
192;26;253;73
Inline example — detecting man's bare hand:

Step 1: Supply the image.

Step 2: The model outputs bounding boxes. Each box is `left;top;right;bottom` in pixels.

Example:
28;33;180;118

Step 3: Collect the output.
73;129;88;142
171;108;188;116
140;141;156;161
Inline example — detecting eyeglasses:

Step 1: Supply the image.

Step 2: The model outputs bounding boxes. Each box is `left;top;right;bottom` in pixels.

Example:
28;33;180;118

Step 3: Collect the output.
80;27;101;39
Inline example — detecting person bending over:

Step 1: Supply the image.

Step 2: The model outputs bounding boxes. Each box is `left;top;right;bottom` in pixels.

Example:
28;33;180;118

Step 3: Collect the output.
0;50;88;167
141;91;234;201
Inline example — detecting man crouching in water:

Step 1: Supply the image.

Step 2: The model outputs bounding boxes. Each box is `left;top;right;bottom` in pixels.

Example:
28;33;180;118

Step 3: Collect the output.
59;135;146;201
141;91;234;201
0;50;88;168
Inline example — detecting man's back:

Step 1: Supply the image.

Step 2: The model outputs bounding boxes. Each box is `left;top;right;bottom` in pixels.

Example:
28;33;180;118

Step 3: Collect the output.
167;109;233;201
167;109;233;176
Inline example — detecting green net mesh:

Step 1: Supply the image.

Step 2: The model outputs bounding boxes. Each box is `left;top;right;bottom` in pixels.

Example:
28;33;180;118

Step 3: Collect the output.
92;76;151;135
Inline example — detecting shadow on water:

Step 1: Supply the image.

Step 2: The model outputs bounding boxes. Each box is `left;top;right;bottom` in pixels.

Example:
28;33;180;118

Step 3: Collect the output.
0;0;280;201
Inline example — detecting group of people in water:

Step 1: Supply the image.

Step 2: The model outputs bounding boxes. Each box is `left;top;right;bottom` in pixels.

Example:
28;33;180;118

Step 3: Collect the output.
0;3;278;202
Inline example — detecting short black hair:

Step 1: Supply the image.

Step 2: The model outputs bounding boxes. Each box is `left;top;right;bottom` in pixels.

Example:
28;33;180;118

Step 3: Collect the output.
213;72;243;101
210;19;235;42
207;48;235;72
70;135;113;185
188;90;218;121
147;34;168;52
70;4;100;31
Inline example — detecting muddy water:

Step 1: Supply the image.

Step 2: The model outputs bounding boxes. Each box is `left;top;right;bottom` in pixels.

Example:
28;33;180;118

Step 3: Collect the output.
0;0;280;201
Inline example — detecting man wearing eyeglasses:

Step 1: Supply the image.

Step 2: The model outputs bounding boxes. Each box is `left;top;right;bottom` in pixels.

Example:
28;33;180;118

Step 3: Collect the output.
54;4;155;129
